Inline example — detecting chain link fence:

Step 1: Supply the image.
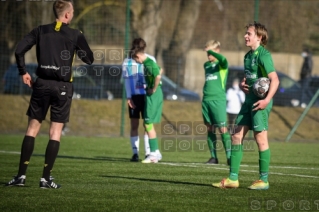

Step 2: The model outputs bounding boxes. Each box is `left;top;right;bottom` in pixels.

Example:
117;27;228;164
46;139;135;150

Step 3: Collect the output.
0;0;318;140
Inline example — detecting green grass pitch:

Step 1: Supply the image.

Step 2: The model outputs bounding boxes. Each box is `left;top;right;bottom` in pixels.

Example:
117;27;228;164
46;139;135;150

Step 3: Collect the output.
0;134;318;212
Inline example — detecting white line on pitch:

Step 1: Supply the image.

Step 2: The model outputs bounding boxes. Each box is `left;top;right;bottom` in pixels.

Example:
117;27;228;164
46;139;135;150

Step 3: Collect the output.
159;162;319;179
0;150;20;154
1;150;318;175
240;164;319;170
160;162;319;171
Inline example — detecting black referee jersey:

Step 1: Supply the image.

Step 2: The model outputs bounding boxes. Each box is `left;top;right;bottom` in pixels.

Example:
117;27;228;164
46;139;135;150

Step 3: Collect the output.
15;21;94;82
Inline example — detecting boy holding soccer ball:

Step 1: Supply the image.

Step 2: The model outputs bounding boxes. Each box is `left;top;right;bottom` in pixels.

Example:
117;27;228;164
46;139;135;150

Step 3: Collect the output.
212;22;279;190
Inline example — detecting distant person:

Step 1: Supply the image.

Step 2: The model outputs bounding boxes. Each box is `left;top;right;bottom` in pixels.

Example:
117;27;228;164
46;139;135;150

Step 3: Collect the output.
212;21;279;190
300;48;313;108
226;78;245;126
202;40;231;165
132;38;163;163
300;49;313;81
122;38;158;162
5;0;93;189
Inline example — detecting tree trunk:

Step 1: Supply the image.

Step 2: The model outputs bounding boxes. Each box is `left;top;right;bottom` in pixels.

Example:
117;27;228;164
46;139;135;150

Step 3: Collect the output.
163;0;202;86
155;0;181;68
130;0;162;56
41;1;53;25
0;1;23;81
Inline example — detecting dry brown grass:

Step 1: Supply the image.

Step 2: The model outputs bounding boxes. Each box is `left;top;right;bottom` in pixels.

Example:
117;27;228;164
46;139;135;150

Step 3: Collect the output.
0;94;318;141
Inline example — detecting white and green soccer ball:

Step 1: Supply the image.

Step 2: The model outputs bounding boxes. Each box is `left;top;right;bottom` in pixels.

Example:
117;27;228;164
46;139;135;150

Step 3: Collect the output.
253;77;270;98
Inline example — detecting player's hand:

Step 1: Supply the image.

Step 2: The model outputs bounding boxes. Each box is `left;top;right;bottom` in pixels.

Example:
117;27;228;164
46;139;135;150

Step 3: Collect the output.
147;88;155;95
160;68;164;75
252;99;270;111
240;78;249;94
21;73;33;88
127;98;136;109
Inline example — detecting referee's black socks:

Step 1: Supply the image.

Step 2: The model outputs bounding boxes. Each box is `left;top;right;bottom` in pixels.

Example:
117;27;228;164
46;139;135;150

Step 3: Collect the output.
18;135;35;176
42;140;60;181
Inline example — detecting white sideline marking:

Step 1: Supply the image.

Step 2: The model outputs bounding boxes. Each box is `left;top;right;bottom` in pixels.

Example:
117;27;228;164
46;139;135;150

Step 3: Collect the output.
241;164;319;170
0;150;21;154
160;162;319;179
160;162;319;170
1;150;318;178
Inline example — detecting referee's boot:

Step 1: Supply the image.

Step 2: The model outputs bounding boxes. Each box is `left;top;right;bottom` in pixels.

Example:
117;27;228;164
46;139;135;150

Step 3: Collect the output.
40;178;61;189
5;175;26;187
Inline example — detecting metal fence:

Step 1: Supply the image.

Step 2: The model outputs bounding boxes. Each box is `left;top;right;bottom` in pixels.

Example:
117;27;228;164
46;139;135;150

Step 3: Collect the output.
0;0;319;140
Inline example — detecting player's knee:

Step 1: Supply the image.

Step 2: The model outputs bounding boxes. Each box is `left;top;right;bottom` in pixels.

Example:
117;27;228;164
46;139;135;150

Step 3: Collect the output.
206;124;212;132
145;123;153;132
231;133;241;144
219;127;228;134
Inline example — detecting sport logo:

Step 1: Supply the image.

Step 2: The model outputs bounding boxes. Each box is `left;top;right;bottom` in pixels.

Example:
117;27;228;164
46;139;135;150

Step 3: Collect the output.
205;74;218;81
41;65;60;70
61;92;66;95
245;70;257;79
251;58;256;66
205;63;216;69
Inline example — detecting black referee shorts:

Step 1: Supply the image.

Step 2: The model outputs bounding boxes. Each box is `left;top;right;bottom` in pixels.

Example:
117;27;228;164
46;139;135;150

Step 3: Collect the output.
27;78;73;123
128;94;146;119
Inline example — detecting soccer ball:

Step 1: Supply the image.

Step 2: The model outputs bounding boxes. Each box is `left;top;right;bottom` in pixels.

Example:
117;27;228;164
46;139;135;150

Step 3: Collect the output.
253;77;270;98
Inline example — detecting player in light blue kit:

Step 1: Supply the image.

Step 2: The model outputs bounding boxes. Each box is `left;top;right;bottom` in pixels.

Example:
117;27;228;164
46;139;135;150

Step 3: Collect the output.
122;38;156;162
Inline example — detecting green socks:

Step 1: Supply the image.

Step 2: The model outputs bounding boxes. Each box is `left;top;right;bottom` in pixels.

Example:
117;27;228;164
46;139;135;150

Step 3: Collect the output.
149;138;159;152
221;132;231;159
207;132;231;159
229;144;243;181
228;146;271;182
259;149;271;183
207;132;217;158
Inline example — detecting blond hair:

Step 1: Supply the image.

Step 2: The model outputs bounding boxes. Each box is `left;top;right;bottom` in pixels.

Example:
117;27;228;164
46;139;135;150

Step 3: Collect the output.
246;21;268;46
205;40;221;50
53;0;73;19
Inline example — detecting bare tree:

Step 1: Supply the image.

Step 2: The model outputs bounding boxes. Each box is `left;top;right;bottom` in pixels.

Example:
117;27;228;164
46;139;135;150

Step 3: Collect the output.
25;1;53;31
162;0;202;85
130;0;162;56
156;0;182;68
0;1;26;79
41;1;54;25
130;0;202;86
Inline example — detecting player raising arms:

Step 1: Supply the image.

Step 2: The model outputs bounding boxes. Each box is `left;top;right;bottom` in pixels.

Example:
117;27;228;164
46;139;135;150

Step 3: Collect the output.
131;38;163;163
202;40;231;165
212;22;279;190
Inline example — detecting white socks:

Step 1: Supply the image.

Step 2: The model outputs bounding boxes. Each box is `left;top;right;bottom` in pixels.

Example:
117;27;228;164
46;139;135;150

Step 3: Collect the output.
130;136;139;154
144;134;150;156
130;135;150;156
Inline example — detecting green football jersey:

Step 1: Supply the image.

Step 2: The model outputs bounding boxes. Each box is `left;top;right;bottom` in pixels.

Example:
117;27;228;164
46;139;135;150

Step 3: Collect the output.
244;45;275;101
143;57;161;89
202;50;228;101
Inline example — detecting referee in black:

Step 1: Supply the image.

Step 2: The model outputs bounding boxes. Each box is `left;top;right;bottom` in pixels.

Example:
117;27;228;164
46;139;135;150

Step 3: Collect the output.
6;0;93;189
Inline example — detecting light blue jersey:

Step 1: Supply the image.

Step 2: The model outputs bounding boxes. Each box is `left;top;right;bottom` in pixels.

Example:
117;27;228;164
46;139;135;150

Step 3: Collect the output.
122;54;156;98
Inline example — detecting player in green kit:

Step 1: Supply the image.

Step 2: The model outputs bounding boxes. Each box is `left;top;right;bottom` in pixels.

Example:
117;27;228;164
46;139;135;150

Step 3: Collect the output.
132;38;163;163
202;40;231;165
212;22;279;190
